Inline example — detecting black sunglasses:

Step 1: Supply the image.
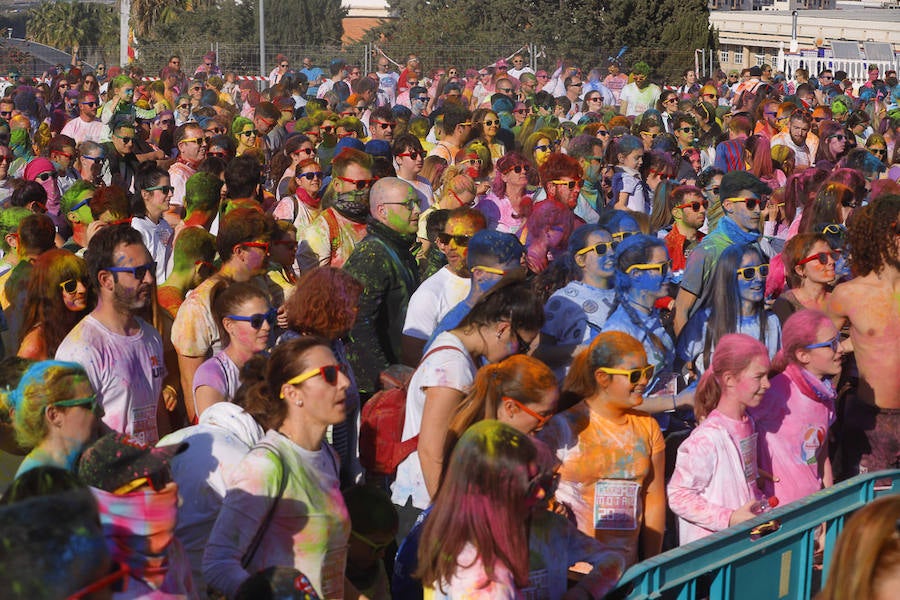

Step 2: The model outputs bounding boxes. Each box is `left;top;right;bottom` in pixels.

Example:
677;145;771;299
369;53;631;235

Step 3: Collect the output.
675;199;709;212
503;164;530;174
298;171;324;180
437;232;471;247
59;278;85;294
227;307;277;329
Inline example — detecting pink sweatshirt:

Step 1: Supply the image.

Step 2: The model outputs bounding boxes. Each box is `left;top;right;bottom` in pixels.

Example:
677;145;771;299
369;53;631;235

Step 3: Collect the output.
668;410;766;545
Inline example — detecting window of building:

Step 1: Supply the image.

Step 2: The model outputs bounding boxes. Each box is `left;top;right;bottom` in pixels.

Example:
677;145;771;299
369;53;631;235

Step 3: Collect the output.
734;49;744;64
720;50;730;65
756;55;766;67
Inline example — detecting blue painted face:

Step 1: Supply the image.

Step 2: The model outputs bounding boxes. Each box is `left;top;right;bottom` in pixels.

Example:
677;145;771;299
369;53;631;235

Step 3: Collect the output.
626;246;671;300
737;252;766;304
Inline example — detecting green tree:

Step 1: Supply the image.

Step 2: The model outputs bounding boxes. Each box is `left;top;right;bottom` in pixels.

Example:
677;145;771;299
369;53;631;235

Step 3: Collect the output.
264;0;346;48
26;0;118;52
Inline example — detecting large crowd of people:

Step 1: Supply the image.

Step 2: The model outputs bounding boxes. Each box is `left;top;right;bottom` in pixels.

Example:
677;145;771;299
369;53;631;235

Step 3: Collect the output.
0;49;898;599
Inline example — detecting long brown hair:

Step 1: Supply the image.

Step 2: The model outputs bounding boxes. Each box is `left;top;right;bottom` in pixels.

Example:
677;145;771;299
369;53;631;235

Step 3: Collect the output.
446;355;556;456
417;420;535;591
19;249;94;357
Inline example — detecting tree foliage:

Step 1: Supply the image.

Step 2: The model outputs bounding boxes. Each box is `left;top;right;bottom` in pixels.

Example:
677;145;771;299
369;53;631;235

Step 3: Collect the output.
26;0;118;52
366;0;715;80
264;0;347;48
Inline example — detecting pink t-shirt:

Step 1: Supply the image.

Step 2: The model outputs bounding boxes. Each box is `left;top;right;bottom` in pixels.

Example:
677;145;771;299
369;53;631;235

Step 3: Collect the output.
750;365;836;505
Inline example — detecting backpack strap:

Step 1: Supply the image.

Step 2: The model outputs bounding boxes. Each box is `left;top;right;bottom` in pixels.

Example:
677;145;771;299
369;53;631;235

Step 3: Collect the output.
241;439;289;569
322;209;341;259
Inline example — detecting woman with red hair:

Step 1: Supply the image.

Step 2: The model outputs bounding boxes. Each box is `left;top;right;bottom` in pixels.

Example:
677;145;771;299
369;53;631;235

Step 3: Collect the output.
279;266;364;486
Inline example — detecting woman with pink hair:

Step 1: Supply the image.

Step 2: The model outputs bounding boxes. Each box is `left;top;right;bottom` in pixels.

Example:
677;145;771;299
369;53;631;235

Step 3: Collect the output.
750;310;843;505
668;333;772;545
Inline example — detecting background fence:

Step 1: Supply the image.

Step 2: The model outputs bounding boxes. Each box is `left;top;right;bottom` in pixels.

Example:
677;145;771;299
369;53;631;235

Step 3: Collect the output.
3;38;704;82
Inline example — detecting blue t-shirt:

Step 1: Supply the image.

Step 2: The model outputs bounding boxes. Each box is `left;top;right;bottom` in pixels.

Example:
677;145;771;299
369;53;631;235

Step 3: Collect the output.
301;67;324;95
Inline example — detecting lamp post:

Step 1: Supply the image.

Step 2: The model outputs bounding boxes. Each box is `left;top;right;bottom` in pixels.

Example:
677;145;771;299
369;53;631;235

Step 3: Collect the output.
259;0;266;80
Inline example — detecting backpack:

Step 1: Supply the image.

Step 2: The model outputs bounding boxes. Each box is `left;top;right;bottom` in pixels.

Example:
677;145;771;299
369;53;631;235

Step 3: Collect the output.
359;345;466;477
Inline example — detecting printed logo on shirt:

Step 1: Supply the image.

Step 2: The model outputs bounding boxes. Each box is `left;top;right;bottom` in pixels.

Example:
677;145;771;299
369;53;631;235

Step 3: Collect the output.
800;425;825;465
582;299;599;314
593;479;640;530
150;355;163;378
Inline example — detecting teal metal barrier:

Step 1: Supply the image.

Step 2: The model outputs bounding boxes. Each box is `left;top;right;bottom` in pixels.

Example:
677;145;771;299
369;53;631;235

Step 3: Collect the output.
607;470;900;599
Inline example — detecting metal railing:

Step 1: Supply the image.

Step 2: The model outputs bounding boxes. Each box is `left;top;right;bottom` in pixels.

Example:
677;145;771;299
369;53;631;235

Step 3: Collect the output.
778;54;897;86
608;469;900;599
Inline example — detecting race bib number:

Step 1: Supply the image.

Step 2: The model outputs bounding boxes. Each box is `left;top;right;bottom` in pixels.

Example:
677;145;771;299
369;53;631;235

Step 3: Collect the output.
520;568;550;600
593;480;640;531
739;433;759;482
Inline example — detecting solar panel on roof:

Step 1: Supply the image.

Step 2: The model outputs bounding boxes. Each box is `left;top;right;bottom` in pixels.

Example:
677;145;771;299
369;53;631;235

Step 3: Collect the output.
830;41;862;60
863;42;894;62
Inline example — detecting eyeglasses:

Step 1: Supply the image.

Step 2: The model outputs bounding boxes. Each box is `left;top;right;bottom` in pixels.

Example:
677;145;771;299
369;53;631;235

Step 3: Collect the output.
374;120;396;129
497;87;513;93
437;232;471;246
870;148;887;157
383;198;418;211
113;134;134;144
705;186;720;197
675;199;709;211
482;119;499;126
236;241;270;254
639;131;660;140
336;175;373;190
298;171;323;180
280;63;289;68
59;278;85;294
678;126;697;134
534;142;559;152
798;250;840;266
514;330;532;354
735;264;770;280
144;185;174;194
805;333;842;353
321;125;335;133
69;196;93;212
472;265;508;276
513;108;529;115
35;171;57;182
207;151;227;159
293;147;315;157
551;179;581;190
596;130;609;137
625;262;670;276
597;365;654;384
457;121;474;128
415;96;429;102
81;154;106;165
206;127;227;136
611;231;636;242
820;75;833;81
725;196;767;210
67;560;131;599
702;93;719;100
350;530;393;554
586;96;603;103
397;150;424;160
460;158;483;167
828;134;846;142
239;129;259;137
227;307;277;329
503;164;530;174
664;97;678;104
0;111;11;118
576;240;617;256
281;364;342;396
0;155;11;163
503;396;552;429
106;261;157;280
81;101;98;107
178;104;191;110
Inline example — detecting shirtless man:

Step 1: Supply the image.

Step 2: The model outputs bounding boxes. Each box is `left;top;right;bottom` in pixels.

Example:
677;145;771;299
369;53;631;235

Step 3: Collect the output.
826;195;900;478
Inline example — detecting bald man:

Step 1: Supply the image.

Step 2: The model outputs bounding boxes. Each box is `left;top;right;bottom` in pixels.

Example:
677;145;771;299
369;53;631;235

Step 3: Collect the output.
344;178;421;398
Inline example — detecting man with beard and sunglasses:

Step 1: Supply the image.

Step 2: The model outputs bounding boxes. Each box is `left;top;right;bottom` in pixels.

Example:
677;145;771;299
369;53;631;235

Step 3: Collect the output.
56;224;166;445
61;91;105;144
297;147;374;270
674;171;772;336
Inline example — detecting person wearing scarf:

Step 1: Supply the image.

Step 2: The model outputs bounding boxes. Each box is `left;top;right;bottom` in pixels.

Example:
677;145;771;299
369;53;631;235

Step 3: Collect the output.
750;309;843;506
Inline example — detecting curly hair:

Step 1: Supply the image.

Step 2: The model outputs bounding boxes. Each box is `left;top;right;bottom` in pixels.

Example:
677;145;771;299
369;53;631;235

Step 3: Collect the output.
283;267;363;340
847;194;900;276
